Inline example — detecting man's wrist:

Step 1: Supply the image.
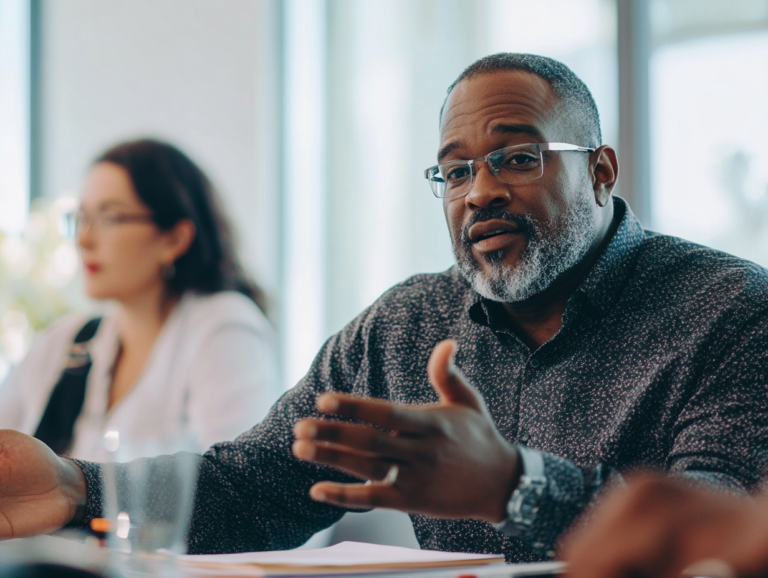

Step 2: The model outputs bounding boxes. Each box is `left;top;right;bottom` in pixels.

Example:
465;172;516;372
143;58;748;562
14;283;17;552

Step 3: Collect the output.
489;444;522;523
492;445;548;536
59;458;88;527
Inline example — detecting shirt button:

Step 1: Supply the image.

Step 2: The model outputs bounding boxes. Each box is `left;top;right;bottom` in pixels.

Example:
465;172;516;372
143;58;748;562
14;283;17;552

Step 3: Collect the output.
521;433;530;443
529;358;540;368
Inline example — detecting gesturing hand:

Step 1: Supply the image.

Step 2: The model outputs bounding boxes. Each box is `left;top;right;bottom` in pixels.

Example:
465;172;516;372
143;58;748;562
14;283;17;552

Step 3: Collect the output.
292;339;520;522
0;429;86;538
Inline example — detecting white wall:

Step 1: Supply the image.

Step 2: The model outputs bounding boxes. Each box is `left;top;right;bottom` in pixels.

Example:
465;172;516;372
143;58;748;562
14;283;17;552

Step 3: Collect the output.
39;0;281;297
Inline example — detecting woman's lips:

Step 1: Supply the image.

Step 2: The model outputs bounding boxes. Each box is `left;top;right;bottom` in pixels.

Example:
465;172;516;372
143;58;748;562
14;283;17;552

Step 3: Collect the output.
85;263;101;274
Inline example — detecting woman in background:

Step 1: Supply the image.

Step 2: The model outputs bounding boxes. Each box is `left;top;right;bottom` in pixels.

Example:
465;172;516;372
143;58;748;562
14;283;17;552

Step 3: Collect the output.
0;139;280;460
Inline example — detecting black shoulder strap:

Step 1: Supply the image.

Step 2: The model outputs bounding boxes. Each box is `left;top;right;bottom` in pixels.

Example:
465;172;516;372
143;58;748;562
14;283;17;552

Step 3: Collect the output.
74;317;102;343
34;317;103;455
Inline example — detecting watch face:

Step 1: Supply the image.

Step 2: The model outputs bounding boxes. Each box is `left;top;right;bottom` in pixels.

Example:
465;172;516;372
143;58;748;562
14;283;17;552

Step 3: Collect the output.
512;476;548;524
493;474;549;538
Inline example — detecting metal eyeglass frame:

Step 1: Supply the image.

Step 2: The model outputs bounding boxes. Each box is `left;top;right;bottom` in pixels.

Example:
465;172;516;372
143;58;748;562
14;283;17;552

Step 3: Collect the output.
424;142;595;199
64;210;155;238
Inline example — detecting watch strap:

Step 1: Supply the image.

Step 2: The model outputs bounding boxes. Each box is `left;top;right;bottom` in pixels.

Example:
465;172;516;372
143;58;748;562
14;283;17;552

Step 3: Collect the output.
493;445;547;537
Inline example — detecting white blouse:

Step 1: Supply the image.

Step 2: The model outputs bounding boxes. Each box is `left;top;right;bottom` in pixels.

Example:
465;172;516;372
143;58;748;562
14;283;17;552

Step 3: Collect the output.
0;291;281;460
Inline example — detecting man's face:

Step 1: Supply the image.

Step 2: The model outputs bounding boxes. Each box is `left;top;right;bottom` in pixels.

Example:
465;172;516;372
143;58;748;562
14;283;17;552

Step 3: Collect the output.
439;70;600;303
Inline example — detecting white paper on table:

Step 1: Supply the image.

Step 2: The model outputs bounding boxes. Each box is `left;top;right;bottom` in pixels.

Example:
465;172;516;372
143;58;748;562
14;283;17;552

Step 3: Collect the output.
180;563;565;578
178;541;511;575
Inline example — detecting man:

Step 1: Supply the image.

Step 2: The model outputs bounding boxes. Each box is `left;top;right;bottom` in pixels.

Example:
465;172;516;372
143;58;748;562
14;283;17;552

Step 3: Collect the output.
1;53;768;562
562;475;768;578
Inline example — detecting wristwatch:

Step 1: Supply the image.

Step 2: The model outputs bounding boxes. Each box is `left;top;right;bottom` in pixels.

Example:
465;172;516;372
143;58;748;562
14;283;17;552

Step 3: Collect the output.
492;444;547;537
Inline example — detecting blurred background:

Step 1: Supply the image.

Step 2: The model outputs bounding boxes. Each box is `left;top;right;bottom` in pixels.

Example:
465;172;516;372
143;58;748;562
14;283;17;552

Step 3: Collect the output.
1;0;767;547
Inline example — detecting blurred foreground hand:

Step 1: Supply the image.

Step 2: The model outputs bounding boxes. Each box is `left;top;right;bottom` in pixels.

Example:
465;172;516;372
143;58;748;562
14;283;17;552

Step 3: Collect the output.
561;474;768;578
0;429;86;538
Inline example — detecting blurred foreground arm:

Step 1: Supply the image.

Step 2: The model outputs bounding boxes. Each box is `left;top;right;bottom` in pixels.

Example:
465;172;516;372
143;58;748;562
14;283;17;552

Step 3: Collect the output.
0;430;86;538
561;474;768;578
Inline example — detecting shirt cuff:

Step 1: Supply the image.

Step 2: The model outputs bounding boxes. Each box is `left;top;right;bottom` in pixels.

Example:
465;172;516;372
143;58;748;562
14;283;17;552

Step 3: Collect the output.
493;448;597;557
68;459;105;529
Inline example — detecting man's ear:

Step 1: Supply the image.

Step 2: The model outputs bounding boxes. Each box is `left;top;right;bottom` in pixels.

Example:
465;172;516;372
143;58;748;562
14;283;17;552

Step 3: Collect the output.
162;219;196;263
591;145;619;207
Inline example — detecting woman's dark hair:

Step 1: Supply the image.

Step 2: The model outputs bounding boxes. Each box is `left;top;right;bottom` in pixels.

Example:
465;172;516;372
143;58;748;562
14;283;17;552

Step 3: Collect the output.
95;138;268;313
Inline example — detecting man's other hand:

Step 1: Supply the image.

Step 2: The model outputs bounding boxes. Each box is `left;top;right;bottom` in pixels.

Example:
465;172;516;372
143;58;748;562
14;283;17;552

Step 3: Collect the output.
0;429;86;538
292;339;520;522
560;474;768;578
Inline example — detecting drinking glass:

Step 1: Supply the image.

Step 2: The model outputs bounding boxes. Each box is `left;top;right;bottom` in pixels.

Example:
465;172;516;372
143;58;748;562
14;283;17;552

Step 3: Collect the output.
100;430;199;577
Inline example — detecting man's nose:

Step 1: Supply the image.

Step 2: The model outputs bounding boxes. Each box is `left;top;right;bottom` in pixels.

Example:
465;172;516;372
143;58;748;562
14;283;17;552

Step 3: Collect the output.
463;162;512;210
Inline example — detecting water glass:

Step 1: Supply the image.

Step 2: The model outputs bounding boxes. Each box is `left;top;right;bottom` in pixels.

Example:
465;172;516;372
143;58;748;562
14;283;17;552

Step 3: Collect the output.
100;430;199;576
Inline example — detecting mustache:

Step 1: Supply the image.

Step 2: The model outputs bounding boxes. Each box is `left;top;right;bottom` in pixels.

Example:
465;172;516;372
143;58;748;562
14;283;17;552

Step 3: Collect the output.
460;208;537;246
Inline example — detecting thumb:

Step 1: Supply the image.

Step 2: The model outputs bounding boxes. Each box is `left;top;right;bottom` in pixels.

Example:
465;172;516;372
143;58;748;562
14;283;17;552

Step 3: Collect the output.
427;340;486;411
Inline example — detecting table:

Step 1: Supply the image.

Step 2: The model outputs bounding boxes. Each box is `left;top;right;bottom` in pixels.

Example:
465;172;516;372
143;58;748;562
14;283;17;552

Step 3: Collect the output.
0;535;563;578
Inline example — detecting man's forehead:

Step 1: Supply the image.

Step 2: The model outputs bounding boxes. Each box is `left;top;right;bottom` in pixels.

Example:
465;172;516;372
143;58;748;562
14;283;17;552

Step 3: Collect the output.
438;70;561;158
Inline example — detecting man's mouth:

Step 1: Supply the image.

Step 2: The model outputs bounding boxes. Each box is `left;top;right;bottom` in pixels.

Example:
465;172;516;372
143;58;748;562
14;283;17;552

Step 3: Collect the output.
474;229;514;241
467;220;524;253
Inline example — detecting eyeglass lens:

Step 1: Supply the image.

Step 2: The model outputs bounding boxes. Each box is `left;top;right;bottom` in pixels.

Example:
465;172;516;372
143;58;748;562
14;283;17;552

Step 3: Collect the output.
63;211;119;237
429;144;544;198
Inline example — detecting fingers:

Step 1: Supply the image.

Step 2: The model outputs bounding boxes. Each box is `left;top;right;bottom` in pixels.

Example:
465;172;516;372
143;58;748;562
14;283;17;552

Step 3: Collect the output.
293;438;397;482
294;419;416;459
684;559;736;578
315;340;485;433
309;480;400;509
427;340;485;411
562;475;739;578
316;393;435;435
703;496;768;578
314;340;486;437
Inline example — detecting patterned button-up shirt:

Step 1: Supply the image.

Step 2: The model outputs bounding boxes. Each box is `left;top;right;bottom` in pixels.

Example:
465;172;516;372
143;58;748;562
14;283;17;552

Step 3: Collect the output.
75;198;768;562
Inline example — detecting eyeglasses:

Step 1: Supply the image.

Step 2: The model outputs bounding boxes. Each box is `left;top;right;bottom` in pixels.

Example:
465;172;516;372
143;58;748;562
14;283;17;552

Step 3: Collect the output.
424;142;594;200
64;209;155;238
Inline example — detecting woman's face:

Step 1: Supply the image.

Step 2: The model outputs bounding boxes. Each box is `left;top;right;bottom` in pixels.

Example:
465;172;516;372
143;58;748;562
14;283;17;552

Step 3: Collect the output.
77;162;180;302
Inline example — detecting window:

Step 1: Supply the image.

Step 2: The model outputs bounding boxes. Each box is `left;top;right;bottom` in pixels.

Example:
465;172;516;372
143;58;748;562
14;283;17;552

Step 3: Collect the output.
485;0;618;147
0;0;31;235
650;0;768;264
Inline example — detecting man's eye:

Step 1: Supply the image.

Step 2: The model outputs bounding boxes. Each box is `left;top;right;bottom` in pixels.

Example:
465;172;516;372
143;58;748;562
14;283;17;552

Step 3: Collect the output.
502;153;539;167
444;165;471;182
504;153;539;165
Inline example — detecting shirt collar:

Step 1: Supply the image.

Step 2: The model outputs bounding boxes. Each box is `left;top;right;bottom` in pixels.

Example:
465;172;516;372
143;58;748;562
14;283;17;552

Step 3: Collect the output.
467;196;647;326
573;196;646;316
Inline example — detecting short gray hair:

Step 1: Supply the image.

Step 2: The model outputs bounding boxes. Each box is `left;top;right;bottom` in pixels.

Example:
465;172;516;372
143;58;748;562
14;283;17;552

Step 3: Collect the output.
442;53;602;148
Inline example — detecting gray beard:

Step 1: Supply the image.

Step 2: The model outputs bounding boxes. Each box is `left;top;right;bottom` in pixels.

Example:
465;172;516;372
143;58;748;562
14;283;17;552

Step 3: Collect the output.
454;193;597;303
